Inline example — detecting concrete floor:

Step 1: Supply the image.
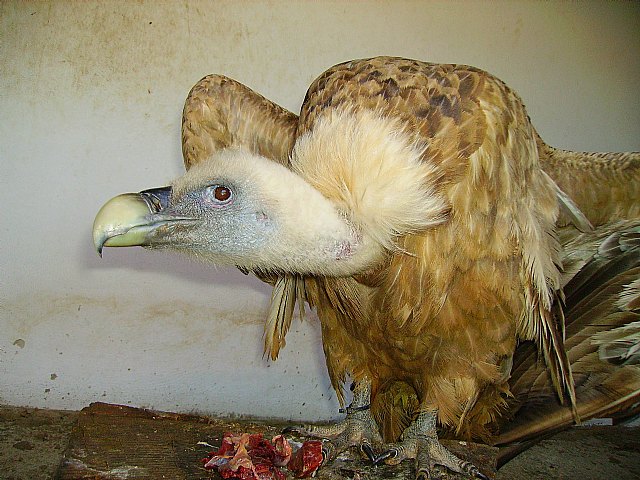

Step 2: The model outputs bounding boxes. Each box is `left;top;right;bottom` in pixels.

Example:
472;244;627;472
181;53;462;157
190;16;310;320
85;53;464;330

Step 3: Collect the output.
0;404;639;480
0;406;77;480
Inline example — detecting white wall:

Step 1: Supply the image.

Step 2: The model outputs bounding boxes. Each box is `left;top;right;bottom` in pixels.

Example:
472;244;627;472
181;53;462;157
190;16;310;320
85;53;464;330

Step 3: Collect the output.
1;1;638;420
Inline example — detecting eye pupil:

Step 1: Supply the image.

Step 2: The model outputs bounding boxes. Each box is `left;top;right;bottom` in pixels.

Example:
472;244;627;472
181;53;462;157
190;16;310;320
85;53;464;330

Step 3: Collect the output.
214;186;231;202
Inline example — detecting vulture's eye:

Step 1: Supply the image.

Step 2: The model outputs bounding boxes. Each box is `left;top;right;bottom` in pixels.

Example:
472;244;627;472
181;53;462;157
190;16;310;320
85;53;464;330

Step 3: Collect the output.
205;185;234;206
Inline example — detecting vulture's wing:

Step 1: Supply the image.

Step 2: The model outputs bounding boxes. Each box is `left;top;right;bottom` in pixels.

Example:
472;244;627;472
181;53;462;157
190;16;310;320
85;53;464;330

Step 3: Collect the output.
496;220;640;463
181;75;304;360
182;74;297;168
538;135;640;227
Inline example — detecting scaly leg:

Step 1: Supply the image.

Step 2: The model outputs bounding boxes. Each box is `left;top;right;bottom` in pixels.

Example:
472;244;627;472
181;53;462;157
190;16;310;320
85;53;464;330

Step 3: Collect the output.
375;409;490;480
285;379;383;462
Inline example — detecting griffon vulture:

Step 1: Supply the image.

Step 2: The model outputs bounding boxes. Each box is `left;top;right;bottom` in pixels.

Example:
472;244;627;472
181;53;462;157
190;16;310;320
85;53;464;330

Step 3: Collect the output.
93;57;640;479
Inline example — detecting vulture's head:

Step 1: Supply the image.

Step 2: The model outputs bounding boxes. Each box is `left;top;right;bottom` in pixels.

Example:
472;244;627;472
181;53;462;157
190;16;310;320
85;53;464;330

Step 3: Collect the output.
93;148;382;276
94;109;450;276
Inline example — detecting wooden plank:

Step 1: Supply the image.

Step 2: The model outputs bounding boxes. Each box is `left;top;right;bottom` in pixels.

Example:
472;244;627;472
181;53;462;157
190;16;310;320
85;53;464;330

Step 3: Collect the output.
57;402;496;479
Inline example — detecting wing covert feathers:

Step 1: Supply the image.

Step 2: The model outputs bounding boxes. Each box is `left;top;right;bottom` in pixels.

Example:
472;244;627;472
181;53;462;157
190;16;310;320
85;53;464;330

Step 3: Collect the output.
182;74;298;169
538;135;640;227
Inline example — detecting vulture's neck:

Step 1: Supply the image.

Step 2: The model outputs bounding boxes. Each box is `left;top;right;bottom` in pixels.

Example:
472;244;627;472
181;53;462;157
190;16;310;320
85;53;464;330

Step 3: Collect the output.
291;108;449;256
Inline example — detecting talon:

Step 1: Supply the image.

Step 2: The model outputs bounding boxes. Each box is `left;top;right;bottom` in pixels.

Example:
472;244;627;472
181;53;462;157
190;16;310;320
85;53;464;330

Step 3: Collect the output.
321;441;335;464
416;470;431;480
474;470;491;480
360;443;377;463
372;448;397;465
463;461;491;480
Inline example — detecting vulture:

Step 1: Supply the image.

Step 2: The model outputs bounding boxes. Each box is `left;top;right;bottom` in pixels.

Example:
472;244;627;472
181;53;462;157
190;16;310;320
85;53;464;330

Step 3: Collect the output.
93;57;640;479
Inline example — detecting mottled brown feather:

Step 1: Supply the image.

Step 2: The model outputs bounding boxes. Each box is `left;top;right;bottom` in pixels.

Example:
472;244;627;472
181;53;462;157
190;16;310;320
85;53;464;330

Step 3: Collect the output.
182;74;298;169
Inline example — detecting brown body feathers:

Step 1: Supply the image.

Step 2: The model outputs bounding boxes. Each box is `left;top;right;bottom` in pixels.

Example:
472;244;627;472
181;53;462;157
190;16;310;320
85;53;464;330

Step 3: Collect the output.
181;57;640;445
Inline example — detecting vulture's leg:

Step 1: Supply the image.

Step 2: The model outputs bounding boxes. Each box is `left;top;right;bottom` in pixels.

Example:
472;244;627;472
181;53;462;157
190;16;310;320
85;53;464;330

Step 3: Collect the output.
375;410;489;480
285;379;383;462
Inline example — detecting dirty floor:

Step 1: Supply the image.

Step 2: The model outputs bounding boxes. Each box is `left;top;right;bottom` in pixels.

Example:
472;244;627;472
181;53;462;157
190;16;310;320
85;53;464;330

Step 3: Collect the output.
0;403;639;480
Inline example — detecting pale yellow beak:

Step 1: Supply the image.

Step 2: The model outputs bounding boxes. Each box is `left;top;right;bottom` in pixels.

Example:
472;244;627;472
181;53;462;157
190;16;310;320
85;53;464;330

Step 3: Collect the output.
92;193;156;256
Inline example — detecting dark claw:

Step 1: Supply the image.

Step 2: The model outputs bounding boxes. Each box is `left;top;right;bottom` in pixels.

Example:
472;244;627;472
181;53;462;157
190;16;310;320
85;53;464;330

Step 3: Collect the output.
416;470;431;480
321;447;329;463
372;448;398;465
321;441;335;465
474;471;491;480
360;443;377;463
462;459;491;480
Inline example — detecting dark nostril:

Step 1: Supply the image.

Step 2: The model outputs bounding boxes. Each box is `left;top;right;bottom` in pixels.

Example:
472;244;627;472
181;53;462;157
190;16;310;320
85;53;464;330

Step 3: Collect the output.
140;186;172;211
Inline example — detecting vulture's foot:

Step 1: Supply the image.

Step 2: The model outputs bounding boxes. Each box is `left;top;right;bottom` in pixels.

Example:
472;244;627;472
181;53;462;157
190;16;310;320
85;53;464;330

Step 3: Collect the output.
284;381;382;463
374;410;490;480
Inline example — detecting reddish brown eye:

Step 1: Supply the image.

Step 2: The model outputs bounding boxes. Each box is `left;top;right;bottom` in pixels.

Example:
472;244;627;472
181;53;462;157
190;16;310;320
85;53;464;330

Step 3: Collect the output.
213;186;231;202
205;184;233;206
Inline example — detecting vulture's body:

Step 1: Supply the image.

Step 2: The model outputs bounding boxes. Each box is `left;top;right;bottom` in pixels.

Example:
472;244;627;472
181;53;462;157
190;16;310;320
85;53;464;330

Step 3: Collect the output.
94;57;640;478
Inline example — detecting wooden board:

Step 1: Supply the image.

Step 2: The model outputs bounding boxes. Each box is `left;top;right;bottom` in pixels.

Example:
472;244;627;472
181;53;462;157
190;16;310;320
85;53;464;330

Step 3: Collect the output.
57;402;496;479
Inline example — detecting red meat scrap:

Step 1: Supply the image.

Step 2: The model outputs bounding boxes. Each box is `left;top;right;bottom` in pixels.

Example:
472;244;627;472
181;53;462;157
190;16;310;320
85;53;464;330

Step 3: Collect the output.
203;432;290;480
287;440;323;478
203;432;322;479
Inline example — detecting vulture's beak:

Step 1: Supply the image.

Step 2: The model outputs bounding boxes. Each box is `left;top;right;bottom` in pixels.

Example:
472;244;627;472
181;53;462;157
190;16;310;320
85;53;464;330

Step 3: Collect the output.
92;186;182;256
